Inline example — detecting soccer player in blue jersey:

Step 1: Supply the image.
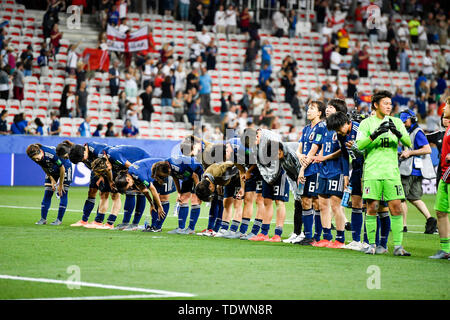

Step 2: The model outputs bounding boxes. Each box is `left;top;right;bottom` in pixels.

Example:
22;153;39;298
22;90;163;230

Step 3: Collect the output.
297;100;327;245
152;155;204;234
90;145;151;230
26;143;72;225
63;141;109;227
114;158;170;231
312;99;349;249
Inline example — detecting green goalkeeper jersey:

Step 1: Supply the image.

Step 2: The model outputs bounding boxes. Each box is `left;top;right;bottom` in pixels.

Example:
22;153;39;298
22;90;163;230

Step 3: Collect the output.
356;115;411;181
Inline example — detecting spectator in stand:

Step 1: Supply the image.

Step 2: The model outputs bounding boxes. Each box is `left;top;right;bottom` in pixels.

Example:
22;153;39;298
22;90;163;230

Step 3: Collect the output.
172;90;185;122
124;72;138;100
327;3;347;36
5;47;16;74
258;62;272;87
248;20;261;50
347;66;359;99
66;41;81;76
75;61;86;91
92;124;103;137
105;122;116;137
13;62;25;101
290;90;303;120
20;45;33;77
187;95;201;126
280;55;297;78
397;21;410;45
77;116;91;137
11;113;30;135
243;39;258;72
59;84;72;118
174;63;186;92
199;66;212;116
48;111;60;136
315;0;328;32
399;43;410;73
139;84;154;122
75;81;88;118
288;9;297;38
261;39;273;67
0;66;10;99
337;24;349;55
38;44;51;77
416;93;427;120
436;48;447;76
118;17;129;34
198;27;211;49
436;72;447;96
237;110;249;134
159;43;174;65
392;87;410;108
388;38;399;71
408;16;421;48
220;91;228;119
42;8;57;40
438;20;448;46
140;57;155;89
108;59;120;97
353;1;364;34
122;119;139;138
108;4;120;26
161;75;174;107
205;38;217;70
322;36;334;70
50;23;63;56
263;78;274;102
272;6;287;37
386;20;396;43
186;68;199;93
214;4;226;34
192;3;205;32
189;37;203;67
179;0;190;21
415;71;428;97
239;87;251;114
281;70;296;103
357;44;369;78
240;7;251;35
117;0;128;19
126;103;140;129
423;49;434;80
0;110;8;134
330;46;342;77
225;4;238;38
425;12;438;45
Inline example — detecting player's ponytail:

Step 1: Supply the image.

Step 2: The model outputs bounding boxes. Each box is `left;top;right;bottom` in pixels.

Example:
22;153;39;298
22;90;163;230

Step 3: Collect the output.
91;158;109;177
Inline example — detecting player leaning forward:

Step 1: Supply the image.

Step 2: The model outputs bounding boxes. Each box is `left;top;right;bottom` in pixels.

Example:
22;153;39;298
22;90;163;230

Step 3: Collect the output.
355;90;412;256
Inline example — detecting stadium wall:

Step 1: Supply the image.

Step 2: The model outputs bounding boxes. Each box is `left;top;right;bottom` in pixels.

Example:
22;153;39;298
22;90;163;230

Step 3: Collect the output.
0;136;181;186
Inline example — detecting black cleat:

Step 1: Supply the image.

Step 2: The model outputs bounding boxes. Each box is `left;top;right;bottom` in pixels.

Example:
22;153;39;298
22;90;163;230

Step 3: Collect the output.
296;238;315;246
424;217;437;234
345;222;352;231
402;226;408;232
142;225;155;232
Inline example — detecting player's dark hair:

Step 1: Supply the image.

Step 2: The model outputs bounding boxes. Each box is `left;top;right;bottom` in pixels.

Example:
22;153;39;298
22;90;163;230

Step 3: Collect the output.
326;111;351;132
371;90;392;109
56;141;72;159
26;143;42;158
241;127;257;148
91;158;109;177
69;144;86;163
194;179;213;202
151;161;170;184
114;170;129;194
327;98;348;114
309;100;326;119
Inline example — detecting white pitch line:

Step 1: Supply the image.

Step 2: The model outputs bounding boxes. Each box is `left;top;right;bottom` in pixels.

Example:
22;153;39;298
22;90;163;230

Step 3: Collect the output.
0;274;195;299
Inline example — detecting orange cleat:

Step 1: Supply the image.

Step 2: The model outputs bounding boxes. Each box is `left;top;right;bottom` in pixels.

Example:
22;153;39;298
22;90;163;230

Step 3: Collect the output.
312;239;332;247
84;221;103;229
265;235;281;242
327;241;345;249
96;223;114;230
249;233;269;241
70;220;88;227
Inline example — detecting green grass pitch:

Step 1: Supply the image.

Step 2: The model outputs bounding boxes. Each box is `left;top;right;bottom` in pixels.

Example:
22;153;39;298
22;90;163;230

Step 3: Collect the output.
0;186;448;300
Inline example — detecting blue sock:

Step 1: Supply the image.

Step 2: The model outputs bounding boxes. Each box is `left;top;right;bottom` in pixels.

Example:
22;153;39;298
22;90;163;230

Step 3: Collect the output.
314;211;322;241
251;218;263;235
178;204;189;229
379;214;391;249
106;214;117;225
132;195;146;225
363;215;369;244
207;198;219;230
336;230;345;243
239;218;251;234
375;216;381;246
155;201;170;229
82;197;96;222
57;190;68;221
323;228;333;241
122;195;136;224
213;218;222;232
261;223;270;235
274;226;283;237
230;219;240;232
220;220;229;231
188;205;201;230
41;189;53;220
302;208;314;239
213;202;224;232
351;208;363;242
94;210;105;223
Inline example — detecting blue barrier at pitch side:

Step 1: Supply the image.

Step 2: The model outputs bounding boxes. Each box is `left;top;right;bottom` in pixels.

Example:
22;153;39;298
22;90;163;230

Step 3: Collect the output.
0;135;182;186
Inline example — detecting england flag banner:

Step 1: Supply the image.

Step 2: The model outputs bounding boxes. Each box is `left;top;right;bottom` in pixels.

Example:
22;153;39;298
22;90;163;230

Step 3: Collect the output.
106;24;148;52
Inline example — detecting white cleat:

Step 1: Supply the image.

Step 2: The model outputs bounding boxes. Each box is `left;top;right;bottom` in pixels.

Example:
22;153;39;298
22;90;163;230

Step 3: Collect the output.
214;229;231;238
343;241;365;251
291;232;305;244
283;233;298;243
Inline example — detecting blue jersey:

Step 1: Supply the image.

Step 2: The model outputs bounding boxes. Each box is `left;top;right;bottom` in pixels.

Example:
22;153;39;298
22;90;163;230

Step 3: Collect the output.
84;141;108;169
343;121;364;171
128;158;164;188
104;145;150;173
318;128;343;178
300;121;327;176
33;145;72;177
167;156;204;181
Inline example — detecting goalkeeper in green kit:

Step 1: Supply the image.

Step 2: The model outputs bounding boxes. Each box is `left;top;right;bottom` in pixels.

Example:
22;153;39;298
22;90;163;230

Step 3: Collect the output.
356;90;412;256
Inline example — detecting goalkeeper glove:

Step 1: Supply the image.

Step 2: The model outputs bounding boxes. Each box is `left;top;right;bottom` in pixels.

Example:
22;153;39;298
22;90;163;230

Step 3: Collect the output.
388;119;402;139
369;121;390;140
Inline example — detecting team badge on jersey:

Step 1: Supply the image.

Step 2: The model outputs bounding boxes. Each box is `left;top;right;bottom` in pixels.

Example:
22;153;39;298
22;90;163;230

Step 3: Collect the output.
364;186;370;194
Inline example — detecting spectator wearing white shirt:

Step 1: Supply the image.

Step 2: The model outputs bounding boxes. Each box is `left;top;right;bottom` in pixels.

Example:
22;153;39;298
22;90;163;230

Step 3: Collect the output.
214;5;227;34
141;57;156;89
397;21;410;44
422;49;434;80
124;72;138;102
225;4;237;38
118;0;128;19
174;63;186;92
330;46;342;77
417;19;428;51
118;17;129;33
66;41;80;76
272;6;288;37
189;37;204;66
126;102;140;129
321;20;333;45
197;27;211;48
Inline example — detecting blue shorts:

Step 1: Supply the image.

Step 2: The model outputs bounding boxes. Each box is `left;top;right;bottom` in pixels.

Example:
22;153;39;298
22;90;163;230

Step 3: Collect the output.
45;171;72;188
89;172;101;189
245;170;263;194
350;169;363;196
262;170;290;202
317;174;345;198
302;173;318;198
224;175;242;199
98;173;118;193
179;178;194;194
153;176;176;195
